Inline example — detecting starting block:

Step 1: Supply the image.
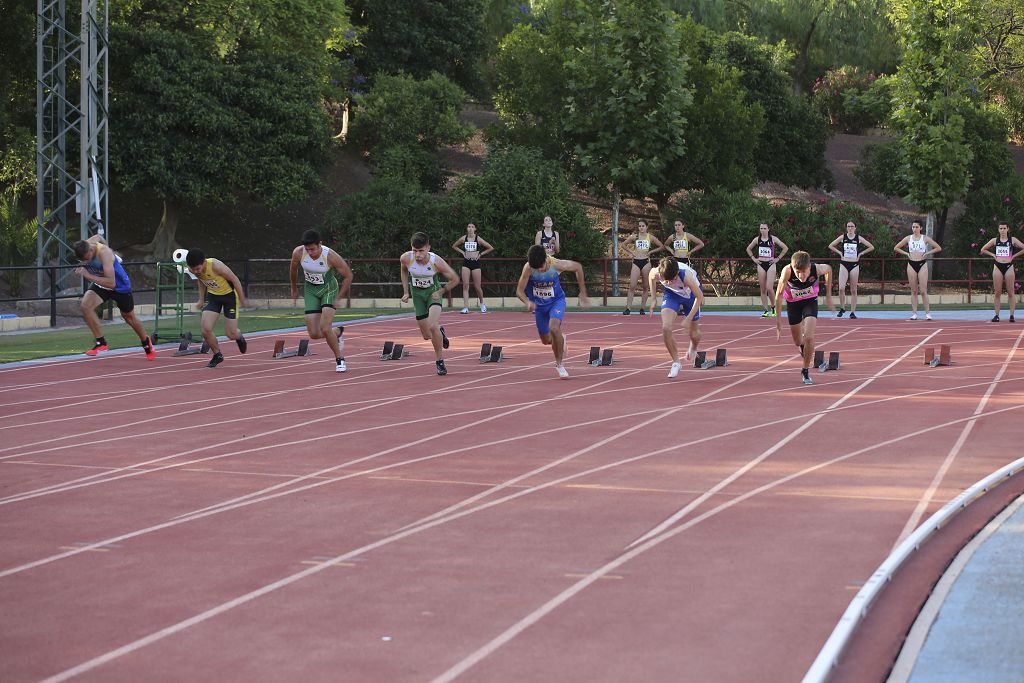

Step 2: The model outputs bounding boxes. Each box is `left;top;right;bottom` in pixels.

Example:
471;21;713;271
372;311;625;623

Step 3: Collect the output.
693;348;728;369
925;344;952;367
589;346;614;366
479;343;504;363
174;331;210;356
380;341;407;360
814;350;840;372
273;339;311;359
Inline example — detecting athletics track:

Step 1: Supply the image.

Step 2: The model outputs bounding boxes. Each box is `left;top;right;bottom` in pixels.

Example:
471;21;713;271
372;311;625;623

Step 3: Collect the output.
1;311;1022;681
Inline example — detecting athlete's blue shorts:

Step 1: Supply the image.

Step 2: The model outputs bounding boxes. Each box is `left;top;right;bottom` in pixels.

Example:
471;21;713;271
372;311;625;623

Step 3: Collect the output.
661;289;700;320
534;297;566;335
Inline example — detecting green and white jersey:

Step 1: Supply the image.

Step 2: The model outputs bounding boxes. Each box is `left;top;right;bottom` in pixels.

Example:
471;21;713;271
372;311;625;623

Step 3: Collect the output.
406;252;441;289
300;246;338;287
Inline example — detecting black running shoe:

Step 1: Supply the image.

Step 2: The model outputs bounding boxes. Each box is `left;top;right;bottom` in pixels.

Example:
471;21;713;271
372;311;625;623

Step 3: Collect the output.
207;352;224;368
236;335;247;354
849;312;857;319
836;308;845;318
992;315;1001;322
801;368;813;385
440;326;450;349
436;359;447;376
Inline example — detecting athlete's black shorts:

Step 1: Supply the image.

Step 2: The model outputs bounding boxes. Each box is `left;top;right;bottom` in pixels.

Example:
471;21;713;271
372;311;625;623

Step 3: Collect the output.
995;262;1013;276
908;260;926;273
632;258;650;270
758;260;774;273
786;297;818;326
88;283;135;313
462;259;481;271
203;291;238;319
840;260;859;274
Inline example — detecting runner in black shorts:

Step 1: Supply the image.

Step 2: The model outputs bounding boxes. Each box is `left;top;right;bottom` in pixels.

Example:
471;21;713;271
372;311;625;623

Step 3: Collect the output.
827;220;874;319
775;251;834;385
186;249;248;368
452;222;494;314
746;223;788;317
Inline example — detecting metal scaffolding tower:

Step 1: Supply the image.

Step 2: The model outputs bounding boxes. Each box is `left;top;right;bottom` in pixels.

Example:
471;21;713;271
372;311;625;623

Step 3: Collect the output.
36;0;108;296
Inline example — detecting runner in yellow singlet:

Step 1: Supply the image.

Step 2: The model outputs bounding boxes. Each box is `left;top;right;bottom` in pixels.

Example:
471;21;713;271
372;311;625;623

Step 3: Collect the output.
185;249;248;368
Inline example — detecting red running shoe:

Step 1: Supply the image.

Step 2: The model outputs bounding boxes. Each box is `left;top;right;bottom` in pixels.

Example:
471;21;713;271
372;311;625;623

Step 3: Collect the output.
143;336;157;361
85;342;108;356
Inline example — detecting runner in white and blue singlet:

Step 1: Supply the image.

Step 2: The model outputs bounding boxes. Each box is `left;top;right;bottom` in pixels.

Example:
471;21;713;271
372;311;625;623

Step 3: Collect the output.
774;250;834;385
648;257;704;379
516;244;591;379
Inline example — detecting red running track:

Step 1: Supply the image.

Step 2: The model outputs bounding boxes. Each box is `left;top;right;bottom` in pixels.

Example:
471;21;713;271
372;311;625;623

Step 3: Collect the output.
0;312;1022;682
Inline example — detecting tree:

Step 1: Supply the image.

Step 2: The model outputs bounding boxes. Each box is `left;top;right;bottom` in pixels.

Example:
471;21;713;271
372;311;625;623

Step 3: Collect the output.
349;0;487;96
888;0;984;244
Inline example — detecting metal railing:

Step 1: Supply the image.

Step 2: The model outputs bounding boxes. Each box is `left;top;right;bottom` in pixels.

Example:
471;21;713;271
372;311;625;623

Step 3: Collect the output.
0;256;1010;328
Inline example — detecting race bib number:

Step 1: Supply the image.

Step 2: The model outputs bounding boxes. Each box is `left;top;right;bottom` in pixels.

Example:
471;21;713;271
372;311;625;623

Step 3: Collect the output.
635;239;650;251
532;282;555;299
412;275;435;289
304;272;325;285
843;243;858;259
758;246;773;259
789;285;815;300
464;241;478;253
201;278;221;289
673;239;687;254
909;240;926;253
996;245;1011;258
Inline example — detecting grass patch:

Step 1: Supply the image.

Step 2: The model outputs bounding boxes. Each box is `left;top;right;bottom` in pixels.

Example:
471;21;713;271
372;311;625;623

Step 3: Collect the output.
0;308;399;363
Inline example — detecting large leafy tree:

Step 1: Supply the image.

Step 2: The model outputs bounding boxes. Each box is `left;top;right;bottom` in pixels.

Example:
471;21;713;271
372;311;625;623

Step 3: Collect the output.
109;0;351;255
888;0;984;244
348;0;487;96
0;0;37;200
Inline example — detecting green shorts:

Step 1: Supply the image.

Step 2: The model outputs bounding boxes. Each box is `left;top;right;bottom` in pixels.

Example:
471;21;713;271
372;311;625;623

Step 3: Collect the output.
412;285;442;320
304;277;339;314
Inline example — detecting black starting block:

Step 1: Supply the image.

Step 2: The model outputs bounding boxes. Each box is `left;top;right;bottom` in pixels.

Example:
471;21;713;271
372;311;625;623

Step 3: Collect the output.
589;346;614;366
925;345;952;367
693;348;728;369
174;331;210;356
380;341;407;360
814;350;840;372
479;343;503;363
273;339;311;358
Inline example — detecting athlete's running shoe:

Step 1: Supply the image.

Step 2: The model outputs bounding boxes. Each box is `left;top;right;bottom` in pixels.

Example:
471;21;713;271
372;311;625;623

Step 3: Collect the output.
336;358;347;373
623;308;631;315
801;369;813;385
836;308;845;318
207;352;224;369
236;335;247;354
436;359;447;376
1010;315;1016;323
460;307;470;314
480;303;487;313
85;340;108;356
908;314;919;321
761;310;770;317
440;325;450;349
992;315;1000;322
142;336;156;361
925;313;933;321
667;362;682;379
556;364;569;379
639;308;646;315
849;312;857;319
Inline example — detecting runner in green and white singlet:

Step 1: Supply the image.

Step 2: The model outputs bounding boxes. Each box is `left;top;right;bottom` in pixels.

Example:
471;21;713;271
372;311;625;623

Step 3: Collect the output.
400;231;460;375
289;229;353;372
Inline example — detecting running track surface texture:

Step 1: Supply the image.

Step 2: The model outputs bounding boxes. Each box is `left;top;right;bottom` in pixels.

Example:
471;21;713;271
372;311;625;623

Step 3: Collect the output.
1;312;1022;682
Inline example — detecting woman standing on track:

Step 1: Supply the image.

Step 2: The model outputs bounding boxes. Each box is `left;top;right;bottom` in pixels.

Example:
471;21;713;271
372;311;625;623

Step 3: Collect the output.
893;219;941;321
775;251;834;386
746;223;788;317
979;220;1023;322
452;223;494;314
621;219;665;315
827;220;875;319
289;229;354;372
535;215;560;256
668;218;705;268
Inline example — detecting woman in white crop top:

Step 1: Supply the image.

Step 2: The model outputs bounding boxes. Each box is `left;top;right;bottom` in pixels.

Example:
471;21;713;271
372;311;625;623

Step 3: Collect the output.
893;219;941;321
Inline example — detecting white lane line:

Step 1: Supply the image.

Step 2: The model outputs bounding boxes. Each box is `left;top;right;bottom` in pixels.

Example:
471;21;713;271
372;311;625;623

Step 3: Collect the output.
891;329;1024;549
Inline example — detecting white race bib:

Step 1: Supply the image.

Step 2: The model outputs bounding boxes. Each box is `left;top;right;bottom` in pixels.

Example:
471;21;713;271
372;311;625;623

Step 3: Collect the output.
412;275;435;289
635;239;650;251
908;239;926;253
673;239;688;254
843;243;858;259
464;241;478;253
304;272;324;285
758;246;773;259
789;285;815;300
996;245;1011;258
533;282;554;299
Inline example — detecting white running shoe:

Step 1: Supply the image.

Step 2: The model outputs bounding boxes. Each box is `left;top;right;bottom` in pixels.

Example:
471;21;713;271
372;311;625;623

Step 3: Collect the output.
925;313;932;321
460;307;470;314
480;303;487;313
668;362;682;378
336;359;347;373
908;314;919;321
556;365;569;379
